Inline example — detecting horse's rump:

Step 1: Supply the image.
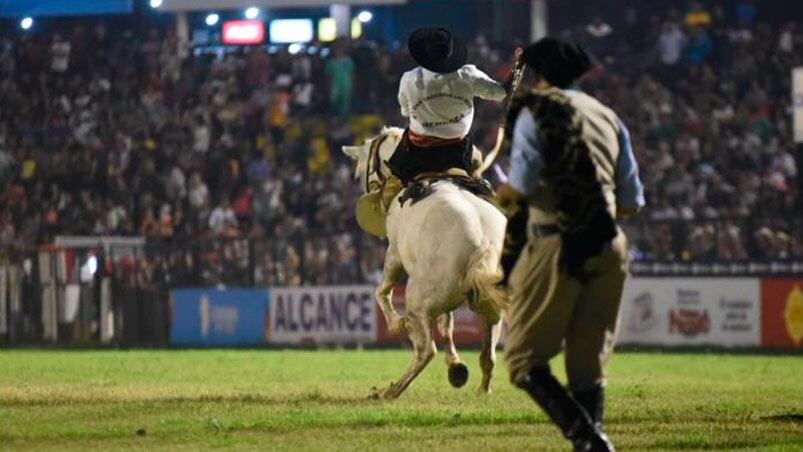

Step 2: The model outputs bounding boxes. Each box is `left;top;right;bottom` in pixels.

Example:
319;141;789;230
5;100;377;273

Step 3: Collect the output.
389;182;506;310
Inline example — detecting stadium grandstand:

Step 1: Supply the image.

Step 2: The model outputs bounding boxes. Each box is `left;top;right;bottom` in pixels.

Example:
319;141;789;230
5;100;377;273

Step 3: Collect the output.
0;0;801;341
2;2;803;451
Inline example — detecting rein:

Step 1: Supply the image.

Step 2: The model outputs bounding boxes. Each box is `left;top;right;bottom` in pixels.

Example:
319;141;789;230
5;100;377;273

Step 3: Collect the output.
364;134;390;193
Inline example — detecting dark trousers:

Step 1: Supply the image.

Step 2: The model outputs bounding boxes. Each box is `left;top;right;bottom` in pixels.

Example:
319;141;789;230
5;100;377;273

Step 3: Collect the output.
386;130;473;184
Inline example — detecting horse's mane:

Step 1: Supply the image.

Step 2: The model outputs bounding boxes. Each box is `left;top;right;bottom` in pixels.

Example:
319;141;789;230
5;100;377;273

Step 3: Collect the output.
380;126;405;141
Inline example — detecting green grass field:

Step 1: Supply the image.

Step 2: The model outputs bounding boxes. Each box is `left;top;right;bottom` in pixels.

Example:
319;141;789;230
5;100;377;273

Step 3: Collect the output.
1;349;802;451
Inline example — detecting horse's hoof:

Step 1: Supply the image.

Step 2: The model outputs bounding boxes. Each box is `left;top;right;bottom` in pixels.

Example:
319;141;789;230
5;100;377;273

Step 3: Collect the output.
368;385;382;400
448;363;469;388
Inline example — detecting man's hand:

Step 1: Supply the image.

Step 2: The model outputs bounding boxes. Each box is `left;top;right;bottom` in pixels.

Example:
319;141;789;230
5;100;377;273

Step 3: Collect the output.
503;48;525;94
513;47;524;69
496;183;523;210
616;207;640;219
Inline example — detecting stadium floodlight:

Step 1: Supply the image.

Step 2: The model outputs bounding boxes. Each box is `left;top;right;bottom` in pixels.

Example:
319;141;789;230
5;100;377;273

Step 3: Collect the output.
288;43;302;55
357;10;373;23
245;7;260;19
149;0;163;8
20;17;33;30
205;13;220;26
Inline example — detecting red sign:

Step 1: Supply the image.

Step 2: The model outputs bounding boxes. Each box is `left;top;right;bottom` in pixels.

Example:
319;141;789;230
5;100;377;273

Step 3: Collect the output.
668;308;711;337
761;278;803;348
222;20;265;45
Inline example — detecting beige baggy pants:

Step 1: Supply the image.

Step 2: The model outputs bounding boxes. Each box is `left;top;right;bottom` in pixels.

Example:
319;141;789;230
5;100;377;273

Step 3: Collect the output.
505;228;629;390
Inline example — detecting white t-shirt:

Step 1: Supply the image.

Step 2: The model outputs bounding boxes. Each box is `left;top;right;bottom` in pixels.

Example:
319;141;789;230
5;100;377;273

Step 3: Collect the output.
51;41;71;73
208;206;237;233
397;64;506;139
658;29;686;65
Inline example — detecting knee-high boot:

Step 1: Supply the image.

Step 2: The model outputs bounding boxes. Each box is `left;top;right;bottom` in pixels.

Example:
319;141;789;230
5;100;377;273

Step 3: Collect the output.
572;384;605;428
517;366;614;452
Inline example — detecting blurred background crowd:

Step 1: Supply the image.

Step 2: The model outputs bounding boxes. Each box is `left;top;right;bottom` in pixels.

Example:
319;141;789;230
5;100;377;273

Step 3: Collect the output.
0;1;801;288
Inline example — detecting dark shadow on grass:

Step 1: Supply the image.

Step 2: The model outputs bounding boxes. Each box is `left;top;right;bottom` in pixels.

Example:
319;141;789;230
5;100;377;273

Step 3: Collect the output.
1;393;370;408
650;439;789;450
761;414;803;423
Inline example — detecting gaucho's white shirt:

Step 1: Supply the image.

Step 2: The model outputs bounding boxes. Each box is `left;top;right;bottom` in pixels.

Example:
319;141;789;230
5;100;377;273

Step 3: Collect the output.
398;64;507;139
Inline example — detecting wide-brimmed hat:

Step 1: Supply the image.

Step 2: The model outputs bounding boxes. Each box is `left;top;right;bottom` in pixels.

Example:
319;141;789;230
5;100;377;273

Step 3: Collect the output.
407;27;467;74
521;37;593;88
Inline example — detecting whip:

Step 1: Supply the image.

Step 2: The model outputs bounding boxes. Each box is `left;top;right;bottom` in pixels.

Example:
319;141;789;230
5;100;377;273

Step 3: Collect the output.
477;51;526;176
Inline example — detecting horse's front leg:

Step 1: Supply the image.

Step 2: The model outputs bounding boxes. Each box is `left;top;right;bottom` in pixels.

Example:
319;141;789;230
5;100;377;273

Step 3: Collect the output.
375;246;406;334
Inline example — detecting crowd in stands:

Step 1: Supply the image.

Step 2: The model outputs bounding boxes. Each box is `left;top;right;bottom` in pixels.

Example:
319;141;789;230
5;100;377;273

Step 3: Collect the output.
0;2;801;287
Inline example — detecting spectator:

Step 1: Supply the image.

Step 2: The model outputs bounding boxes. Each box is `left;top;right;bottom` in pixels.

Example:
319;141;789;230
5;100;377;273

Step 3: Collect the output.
685;27;713;64
324;43;354;116
658;22;687;66
0;5;800;288
208;199;238;236
49;33;71;74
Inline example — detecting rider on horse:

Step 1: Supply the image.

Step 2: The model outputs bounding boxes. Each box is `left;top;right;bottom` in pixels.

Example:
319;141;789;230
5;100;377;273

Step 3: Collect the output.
379;27;522;211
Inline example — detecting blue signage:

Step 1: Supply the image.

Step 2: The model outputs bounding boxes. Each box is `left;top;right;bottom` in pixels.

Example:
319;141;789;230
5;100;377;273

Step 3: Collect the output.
170;289;268;346
0;0;133;18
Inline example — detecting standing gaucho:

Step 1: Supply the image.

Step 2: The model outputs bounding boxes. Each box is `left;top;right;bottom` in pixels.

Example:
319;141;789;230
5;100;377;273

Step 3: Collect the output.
497;37;644;452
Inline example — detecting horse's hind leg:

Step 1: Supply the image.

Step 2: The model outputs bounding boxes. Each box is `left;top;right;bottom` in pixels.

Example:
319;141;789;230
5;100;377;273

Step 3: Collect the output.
380;312;436;399
375;247;405;334
468;291;502;394
437;312;468;388
478;317;502;394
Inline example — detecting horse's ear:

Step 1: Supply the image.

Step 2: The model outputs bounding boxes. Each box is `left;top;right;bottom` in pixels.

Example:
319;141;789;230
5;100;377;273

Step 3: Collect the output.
342;145;363;161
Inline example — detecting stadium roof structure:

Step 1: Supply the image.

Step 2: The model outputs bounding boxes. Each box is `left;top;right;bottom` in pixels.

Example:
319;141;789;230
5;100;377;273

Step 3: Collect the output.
158;0;406;12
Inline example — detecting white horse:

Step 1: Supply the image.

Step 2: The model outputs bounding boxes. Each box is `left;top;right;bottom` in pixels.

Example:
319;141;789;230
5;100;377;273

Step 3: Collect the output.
343;127;507;399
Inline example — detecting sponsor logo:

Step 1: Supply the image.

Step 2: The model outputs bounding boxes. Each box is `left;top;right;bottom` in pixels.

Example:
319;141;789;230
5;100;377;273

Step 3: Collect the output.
668;288;711;337
668;308;711;337
783;285;803;345
199;295;239;337
627;292;657;334
272;291;372;334
268;286;376;344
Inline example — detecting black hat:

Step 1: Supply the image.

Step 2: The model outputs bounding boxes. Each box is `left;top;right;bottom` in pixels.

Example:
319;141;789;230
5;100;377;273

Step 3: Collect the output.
521;37;593;88
407;27;467;74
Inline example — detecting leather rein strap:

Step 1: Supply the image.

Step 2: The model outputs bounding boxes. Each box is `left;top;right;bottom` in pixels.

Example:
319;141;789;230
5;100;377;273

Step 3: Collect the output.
365;134;390;193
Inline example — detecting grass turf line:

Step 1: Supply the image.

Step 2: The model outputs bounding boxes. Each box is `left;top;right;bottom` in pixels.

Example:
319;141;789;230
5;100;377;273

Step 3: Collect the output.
1;350;802;451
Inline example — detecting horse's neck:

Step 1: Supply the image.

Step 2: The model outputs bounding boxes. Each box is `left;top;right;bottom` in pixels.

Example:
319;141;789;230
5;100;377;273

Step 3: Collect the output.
378;135;401;172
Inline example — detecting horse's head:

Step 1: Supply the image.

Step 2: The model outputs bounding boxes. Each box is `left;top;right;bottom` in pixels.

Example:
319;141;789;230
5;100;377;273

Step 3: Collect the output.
342;127;404;193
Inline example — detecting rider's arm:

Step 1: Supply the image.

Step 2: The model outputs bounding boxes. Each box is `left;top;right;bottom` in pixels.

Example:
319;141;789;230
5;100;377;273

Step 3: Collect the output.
614;119;645;219
398;72;411;118
467;65;507;103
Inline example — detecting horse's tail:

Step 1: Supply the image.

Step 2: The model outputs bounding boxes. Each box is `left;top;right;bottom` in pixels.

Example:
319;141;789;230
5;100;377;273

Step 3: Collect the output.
464;243;508;315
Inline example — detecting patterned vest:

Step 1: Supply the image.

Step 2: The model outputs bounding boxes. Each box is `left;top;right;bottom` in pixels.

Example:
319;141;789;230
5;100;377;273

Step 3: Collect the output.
506;87;622;279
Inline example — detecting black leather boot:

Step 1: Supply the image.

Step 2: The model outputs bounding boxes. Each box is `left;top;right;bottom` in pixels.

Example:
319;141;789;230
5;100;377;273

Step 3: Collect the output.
572;384;605;428
517;366;614;452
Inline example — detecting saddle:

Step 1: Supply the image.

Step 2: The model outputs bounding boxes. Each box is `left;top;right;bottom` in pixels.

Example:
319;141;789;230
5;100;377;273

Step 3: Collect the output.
398;171;496;207
355;169;498;239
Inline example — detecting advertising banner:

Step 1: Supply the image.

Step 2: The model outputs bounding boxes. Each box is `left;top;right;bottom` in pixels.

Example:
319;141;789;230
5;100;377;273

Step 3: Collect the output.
618;278;761;346
222;20;265;45
170;289;268;346
268;285;376;344
761;278;803;348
